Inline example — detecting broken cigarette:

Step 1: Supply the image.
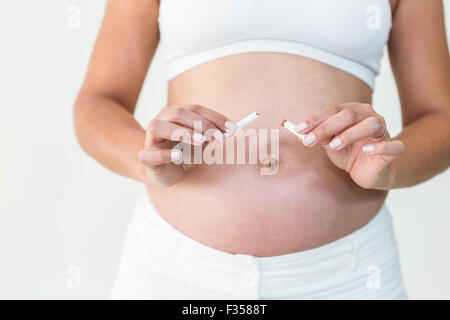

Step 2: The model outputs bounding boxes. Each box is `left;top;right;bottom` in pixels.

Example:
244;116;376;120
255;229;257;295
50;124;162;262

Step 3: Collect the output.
281;119;306;141
224;111;260;137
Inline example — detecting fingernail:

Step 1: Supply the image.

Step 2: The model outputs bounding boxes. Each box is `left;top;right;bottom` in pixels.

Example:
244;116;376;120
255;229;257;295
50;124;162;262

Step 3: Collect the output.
363;145;374;153
303;133;316;146
225;121;237;129
214;130;224;142
193;132;206;143
296;122;308;132
329;138;341;150
171;149;182;162
138;150;147;162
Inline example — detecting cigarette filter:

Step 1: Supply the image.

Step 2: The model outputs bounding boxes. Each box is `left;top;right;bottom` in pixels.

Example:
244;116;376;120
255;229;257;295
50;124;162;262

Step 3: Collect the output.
224;111;260;137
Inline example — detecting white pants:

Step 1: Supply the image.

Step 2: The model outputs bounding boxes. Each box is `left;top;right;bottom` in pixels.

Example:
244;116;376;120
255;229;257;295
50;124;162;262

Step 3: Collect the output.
110;192;407;299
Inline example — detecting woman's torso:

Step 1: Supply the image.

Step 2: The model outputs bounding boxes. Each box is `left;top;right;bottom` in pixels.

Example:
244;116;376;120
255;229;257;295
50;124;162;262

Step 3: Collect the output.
145;0;397;257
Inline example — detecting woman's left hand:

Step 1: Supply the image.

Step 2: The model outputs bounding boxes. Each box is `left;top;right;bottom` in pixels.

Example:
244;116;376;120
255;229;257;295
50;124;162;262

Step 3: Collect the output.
296;103;405;190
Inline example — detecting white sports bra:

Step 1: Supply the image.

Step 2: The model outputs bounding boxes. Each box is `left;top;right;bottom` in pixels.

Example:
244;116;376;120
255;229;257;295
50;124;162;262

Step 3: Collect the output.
158;0;392;89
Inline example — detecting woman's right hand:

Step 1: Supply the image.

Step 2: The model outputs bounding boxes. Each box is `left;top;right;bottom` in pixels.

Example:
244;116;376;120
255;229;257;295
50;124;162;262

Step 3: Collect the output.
138;104;233;187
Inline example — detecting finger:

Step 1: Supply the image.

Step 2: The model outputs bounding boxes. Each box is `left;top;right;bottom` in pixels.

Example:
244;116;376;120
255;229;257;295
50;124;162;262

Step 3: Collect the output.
362;140;405;160
145;119;203;149
327;116;387;150
184;104;232;132
296;103;374;134
160;106;224;141
302;108;366;146
295;105;343;134
138;149;183;166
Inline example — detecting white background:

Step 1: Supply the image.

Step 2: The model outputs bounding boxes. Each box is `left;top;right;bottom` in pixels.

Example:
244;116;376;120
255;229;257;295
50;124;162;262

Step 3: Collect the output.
0;0;449;299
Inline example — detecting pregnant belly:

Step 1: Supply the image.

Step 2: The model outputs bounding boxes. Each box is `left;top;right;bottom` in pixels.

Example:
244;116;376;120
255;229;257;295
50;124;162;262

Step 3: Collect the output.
146;53;387;256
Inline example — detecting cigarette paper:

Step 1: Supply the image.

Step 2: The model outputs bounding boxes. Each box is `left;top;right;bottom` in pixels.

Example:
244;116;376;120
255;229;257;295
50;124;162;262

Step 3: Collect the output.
224;111;260;137
281;120;306;140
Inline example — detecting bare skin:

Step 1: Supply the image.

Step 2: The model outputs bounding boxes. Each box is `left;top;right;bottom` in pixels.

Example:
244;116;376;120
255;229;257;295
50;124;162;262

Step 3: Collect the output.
74;0;450;256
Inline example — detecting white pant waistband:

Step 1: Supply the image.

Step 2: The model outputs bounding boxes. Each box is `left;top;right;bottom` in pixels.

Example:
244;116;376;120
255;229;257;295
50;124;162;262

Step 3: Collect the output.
111;192;406;299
